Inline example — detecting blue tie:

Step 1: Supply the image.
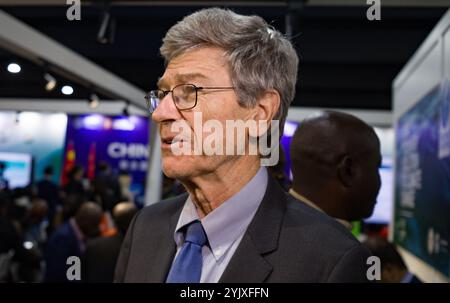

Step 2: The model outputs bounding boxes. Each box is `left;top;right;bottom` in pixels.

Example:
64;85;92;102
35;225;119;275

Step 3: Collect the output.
166;220;207;283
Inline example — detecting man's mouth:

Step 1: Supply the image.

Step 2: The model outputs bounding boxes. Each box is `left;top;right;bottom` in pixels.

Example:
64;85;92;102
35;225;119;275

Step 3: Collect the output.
161;137;184;146
162;138;173;145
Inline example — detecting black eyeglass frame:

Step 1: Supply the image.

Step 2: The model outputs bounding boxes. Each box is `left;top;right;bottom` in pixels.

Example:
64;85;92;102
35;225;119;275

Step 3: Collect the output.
145;83;235;113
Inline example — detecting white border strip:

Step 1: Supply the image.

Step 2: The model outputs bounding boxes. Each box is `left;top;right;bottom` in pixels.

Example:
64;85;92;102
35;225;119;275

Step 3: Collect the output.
287;107;393;127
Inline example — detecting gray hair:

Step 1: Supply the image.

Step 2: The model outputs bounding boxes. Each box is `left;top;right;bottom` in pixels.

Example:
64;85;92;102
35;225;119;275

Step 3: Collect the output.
160;8;299;135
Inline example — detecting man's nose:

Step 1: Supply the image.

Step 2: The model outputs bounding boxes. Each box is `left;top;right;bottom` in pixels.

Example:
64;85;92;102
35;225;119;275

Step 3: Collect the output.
151;94;180;123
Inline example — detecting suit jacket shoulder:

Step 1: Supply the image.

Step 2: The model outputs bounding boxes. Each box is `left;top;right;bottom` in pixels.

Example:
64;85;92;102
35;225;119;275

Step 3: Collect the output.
115;178;372;283
114;193;187;282
277;193;372;282
83;234;124;282
218;179;372;283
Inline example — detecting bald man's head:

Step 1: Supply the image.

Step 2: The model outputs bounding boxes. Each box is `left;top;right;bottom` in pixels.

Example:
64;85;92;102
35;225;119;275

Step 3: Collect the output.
75;202;103;239
113;202;138;235
290;111;381;221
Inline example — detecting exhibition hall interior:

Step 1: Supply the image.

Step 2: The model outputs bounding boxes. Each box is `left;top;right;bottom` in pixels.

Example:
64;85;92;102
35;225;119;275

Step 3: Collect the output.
0;0;449;283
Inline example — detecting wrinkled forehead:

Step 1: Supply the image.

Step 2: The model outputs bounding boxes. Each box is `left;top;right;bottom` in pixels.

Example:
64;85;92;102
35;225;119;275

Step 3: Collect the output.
157;72;208;89
158;47;230;88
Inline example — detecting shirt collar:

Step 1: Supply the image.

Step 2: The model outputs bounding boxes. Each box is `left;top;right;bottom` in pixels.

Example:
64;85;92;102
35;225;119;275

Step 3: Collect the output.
289;189;353;230
174;167;268;261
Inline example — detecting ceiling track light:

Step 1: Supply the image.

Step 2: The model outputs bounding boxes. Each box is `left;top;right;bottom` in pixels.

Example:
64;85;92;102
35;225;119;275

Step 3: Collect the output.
285;0;304;39
97;2;116;44
44;72;57;91
123;101;130;117
15;111;21;124
88;93;100;109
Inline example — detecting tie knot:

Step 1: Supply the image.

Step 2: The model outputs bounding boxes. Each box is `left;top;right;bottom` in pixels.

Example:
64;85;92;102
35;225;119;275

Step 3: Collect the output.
184;220;207;246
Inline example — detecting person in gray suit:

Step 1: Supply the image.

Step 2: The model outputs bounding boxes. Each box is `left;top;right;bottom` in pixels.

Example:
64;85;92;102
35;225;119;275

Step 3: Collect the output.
115;8;372;283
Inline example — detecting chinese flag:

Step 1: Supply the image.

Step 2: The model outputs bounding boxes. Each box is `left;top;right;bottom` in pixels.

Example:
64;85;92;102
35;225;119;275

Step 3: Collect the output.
87;142;96;180
61;140;76;186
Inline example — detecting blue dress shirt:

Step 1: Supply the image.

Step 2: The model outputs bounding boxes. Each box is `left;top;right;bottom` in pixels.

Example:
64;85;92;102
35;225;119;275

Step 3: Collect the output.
170;167;268;283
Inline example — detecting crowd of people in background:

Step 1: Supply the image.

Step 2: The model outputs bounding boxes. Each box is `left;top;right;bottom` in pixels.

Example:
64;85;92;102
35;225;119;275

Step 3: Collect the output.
0;151;420;283
0;161;138;282
0;110;421;283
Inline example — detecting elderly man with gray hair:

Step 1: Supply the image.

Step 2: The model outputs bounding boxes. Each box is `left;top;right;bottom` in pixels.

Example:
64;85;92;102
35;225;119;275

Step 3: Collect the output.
115;8;371;283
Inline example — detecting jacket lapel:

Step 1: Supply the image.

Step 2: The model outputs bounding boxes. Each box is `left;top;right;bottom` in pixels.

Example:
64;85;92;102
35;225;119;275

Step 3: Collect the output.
144;193;187;282
219;177;287;282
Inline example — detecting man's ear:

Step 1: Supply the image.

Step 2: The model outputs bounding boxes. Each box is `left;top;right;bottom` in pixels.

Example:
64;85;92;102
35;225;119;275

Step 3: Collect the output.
337;155;354;187
251;89;280;123
248;90;280;138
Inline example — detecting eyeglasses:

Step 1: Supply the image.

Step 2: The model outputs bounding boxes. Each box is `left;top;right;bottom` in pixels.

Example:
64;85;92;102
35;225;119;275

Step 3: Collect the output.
145;84;234;113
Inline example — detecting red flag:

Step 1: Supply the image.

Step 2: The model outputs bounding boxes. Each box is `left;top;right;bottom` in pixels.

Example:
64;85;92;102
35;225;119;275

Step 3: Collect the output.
61;140;76;186
87;142;96;180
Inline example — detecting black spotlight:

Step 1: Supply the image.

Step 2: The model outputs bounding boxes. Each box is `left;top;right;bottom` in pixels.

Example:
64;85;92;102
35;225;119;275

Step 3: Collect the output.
285;0;305;39
15;111;21;124
97;2;116;44
122;101;130;117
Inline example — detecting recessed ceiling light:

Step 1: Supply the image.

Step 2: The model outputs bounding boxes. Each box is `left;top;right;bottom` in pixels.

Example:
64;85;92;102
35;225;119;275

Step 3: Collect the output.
7;63;21;73
61;85;74;95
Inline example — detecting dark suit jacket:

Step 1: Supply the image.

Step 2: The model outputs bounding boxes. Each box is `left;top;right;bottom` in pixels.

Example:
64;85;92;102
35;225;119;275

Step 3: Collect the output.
45;222;82;282
37;179;61;222
114;176;372;282
407;274;423;284
83;234;124;283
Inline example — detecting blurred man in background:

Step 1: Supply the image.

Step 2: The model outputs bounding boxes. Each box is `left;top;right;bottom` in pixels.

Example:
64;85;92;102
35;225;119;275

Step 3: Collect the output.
45;202;102;282
0;192;21;281
23;199;48;253
93;162;121;212
290;111;382;229
83;202;137;283
0;189;39;282
63;165;86;199
36;166;61;231
363;236;422;283
0;162;9;191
